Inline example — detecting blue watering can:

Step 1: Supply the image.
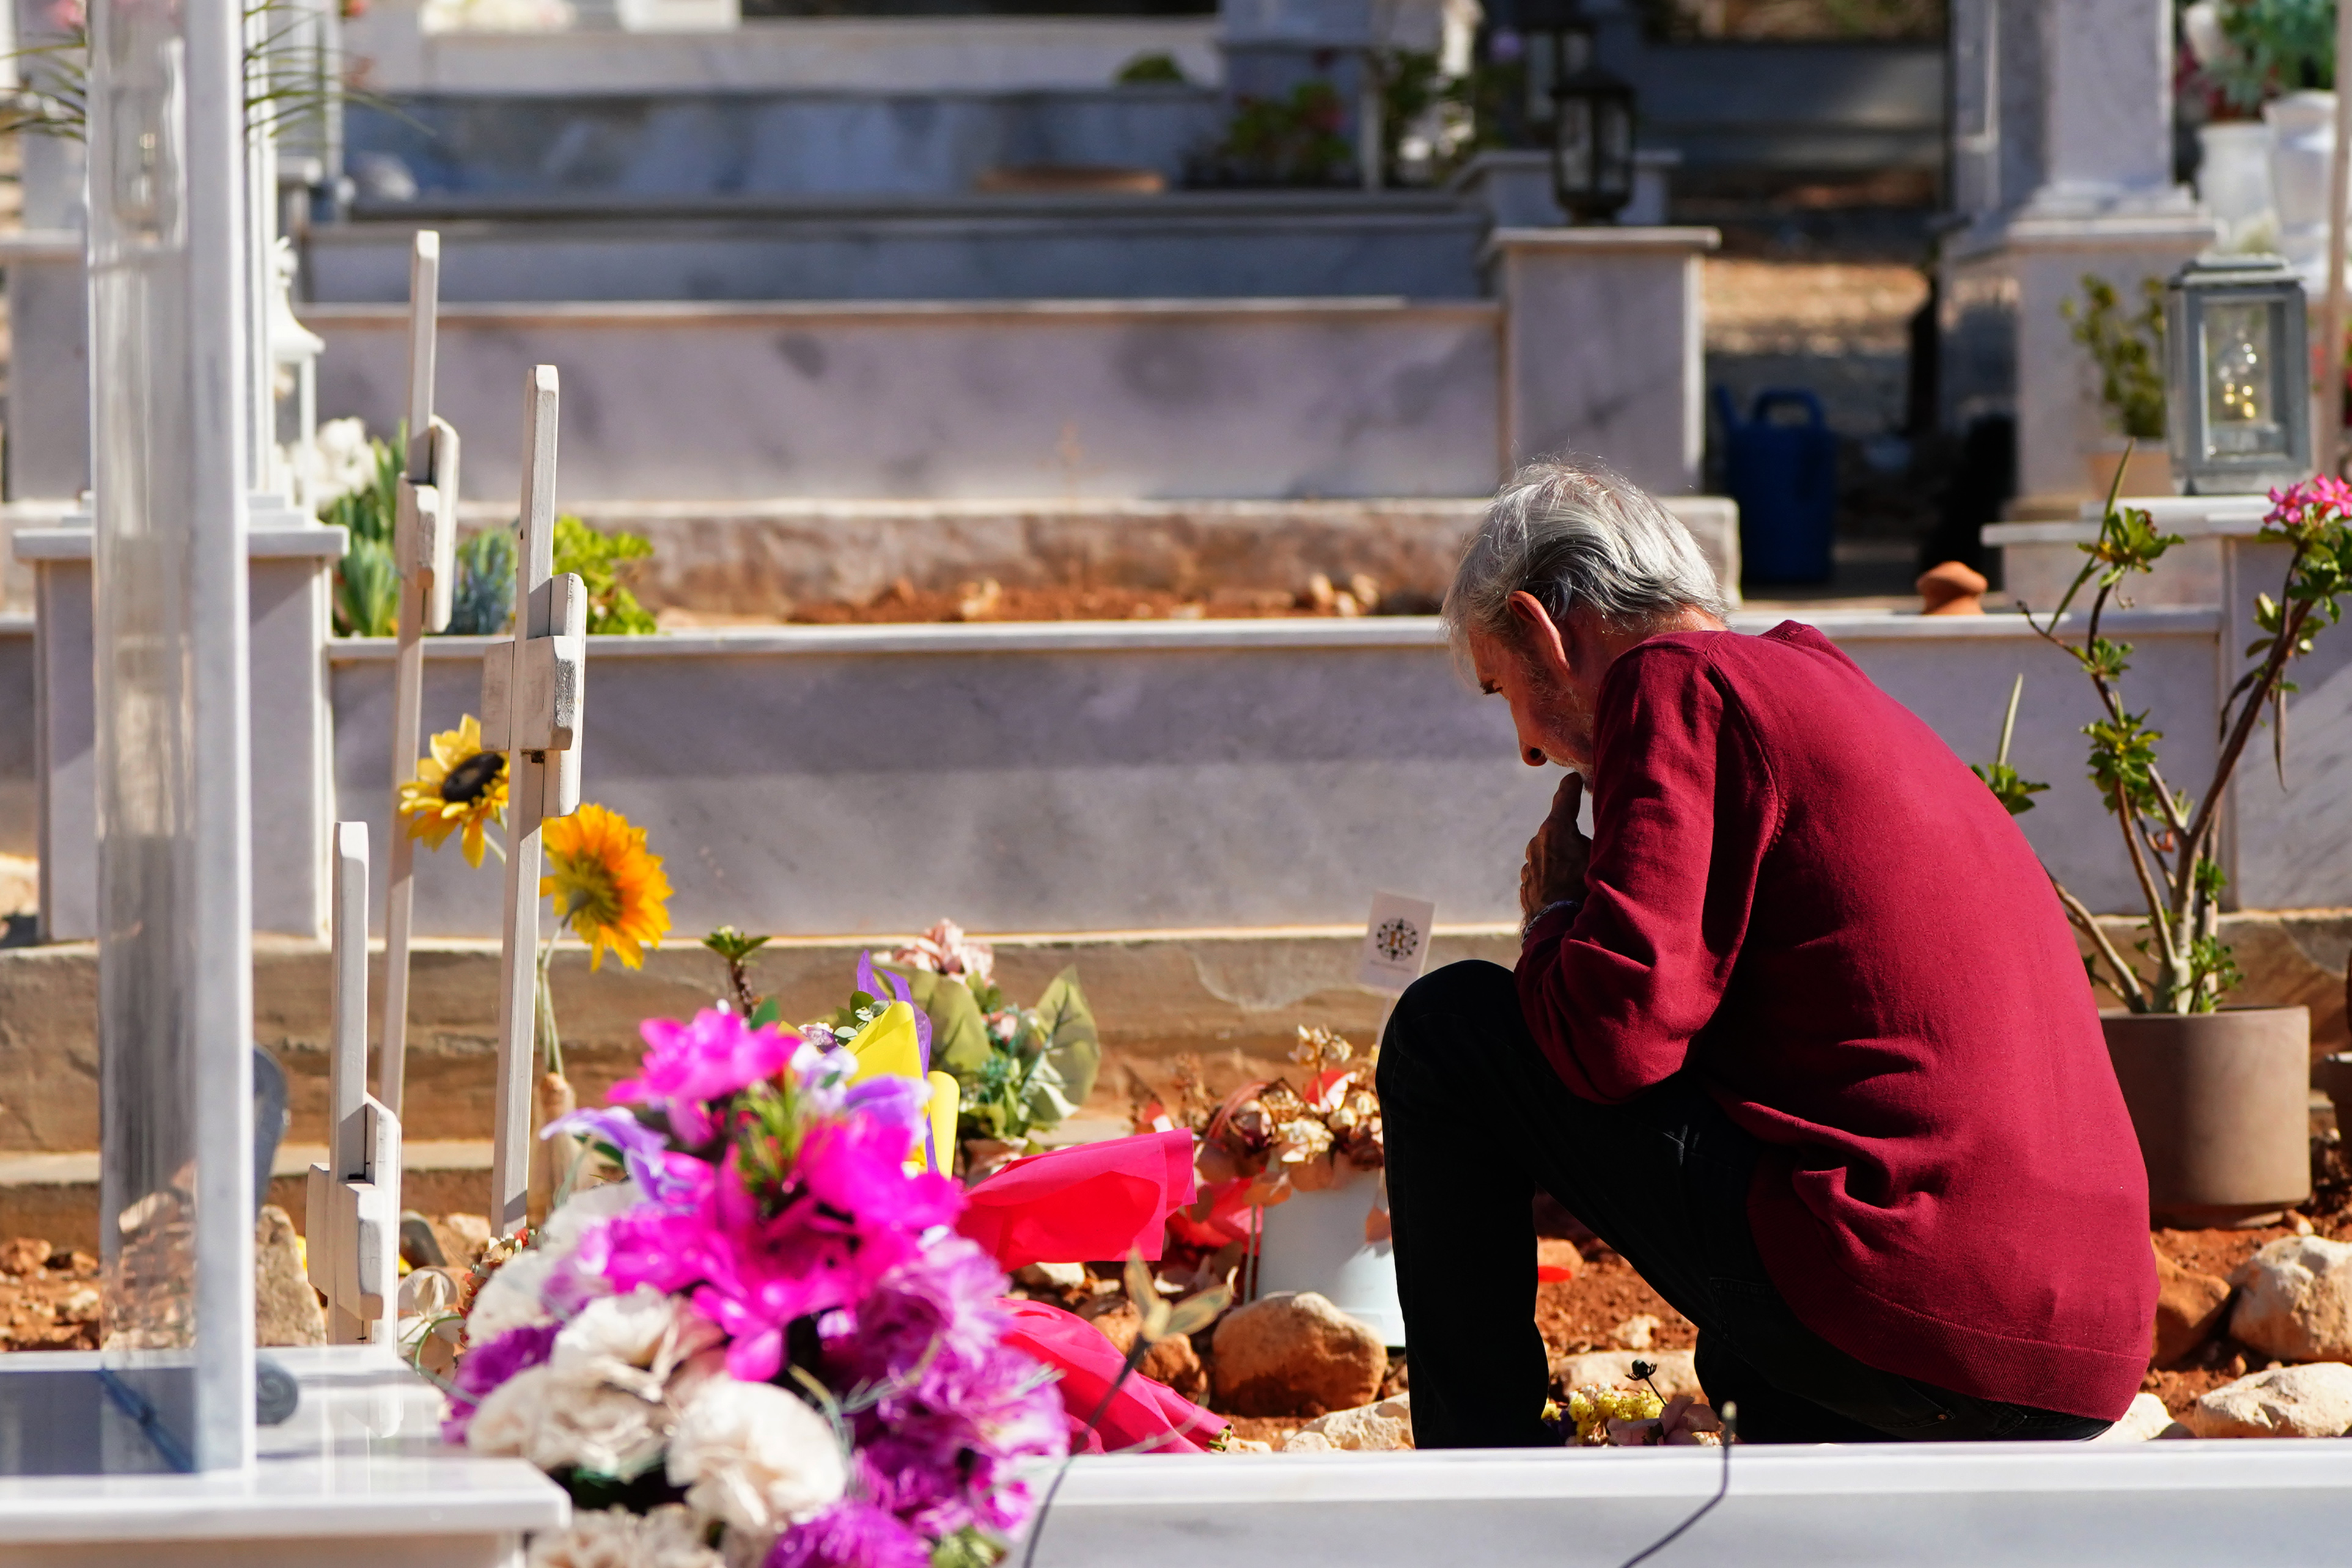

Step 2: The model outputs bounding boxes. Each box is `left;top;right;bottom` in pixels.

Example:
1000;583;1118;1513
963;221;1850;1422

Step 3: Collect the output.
1714;386;1839;585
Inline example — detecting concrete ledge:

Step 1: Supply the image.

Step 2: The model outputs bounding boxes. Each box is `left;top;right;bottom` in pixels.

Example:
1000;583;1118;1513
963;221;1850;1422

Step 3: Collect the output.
1485;225;1722;255
1;912;2341;1157
432;495;1742;616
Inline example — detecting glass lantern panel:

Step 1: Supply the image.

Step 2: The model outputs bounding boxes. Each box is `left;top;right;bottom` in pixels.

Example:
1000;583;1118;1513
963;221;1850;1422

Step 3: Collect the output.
1556;98;1595;193
1597;96;1634;195
2201;299;2290;459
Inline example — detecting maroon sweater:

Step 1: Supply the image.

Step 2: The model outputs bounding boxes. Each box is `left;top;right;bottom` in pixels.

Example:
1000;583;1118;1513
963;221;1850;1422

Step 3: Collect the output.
1518;622;2155;1421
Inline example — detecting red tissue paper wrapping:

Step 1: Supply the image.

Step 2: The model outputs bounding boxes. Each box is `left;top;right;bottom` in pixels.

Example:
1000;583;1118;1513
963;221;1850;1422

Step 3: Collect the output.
957;1129;1197;1272
997;1298;1225;1454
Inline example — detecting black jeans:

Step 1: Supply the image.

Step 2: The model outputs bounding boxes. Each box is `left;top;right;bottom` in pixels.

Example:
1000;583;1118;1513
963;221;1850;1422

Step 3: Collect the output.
1376;960;2112;1447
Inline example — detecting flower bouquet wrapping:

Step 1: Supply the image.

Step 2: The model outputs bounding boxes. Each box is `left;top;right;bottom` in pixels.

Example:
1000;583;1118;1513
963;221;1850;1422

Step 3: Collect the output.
441;1000;1064;1568
439;960;1229;1567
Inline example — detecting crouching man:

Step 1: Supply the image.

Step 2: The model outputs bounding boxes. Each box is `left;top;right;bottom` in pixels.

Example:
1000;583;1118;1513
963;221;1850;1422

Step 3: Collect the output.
1379;459;2154;1445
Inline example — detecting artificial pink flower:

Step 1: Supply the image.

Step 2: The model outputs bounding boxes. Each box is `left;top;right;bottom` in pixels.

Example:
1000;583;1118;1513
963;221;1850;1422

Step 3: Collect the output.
610;1008;796;1143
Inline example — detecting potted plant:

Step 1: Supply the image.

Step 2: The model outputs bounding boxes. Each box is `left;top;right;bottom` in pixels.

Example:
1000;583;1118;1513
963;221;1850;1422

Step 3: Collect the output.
2060;276;2175;499
1980;464;2352;1225
1154;1027;1398;1343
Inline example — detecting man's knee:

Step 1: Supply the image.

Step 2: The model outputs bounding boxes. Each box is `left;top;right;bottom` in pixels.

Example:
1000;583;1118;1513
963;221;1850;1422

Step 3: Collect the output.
1378;959;1517;1085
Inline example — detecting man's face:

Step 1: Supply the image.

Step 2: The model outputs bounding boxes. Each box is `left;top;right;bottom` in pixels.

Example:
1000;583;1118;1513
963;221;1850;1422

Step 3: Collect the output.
1468;622;1600;773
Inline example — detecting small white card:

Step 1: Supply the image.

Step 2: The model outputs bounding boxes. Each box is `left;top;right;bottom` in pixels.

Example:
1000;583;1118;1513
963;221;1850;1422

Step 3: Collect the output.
1359;891;1438;991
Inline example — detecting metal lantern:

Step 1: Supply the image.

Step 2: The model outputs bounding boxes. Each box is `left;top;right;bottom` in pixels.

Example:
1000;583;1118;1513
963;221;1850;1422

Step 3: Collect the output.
1521;0;1635;223
2164;253;2312;495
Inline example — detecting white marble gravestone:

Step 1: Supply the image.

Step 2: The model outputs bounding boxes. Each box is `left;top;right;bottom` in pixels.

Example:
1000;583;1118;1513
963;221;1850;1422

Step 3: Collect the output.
1942;0;2218;505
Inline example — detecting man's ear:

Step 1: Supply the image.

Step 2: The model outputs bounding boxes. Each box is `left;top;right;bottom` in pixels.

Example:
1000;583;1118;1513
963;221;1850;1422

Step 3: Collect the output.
1505;590;1574;686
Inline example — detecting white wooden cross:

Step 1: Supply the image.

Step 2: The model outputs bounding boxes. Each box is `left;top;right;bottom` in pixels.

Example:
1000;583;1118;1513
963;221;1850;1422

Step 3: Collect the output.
480;365;587;1236
306;821;403;1346
379;229;460;1118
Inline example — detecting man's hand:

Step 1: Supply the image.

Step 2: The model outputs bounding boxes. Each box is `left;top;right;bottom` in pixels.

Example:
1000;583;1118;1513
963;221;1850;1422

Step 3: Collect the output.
1520;772;1591;923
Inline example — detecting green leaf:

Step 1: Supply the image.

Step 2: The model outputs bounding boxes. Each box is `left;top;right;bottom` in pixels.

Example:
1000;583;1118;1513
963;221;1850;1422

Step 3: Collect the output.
551;515;660;635
702;925;771;963
883;966;995;1079
334;532;399;637
1031;967;1103;1110
1021;1054;1081;1130
748;996;782;1029
1971;760;2051;816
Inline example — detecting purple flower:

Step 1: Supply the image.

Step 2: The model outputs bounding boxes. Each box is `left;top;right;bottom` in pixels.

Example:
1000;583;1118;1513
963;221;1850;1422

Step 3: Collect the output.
857;951;932;1070
440;1322;559;1443
841;1073;930;1138
542;1106;683;1197
767;1498;931;1568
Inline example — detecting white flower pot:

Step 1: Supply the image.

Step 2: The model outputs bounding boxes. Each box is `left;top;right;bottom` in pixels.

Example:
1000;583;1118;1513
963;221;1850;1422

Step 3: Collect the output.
1254;1160;1403;1346
2265;91;2338;288
2200;121;2279;252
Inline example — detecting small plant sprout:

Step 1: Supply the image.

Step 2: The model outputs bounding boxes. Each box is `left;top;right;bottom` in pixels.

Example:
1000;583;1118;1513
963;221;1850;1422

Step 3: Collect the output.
702;925;772;1016
1988;450;2352;1014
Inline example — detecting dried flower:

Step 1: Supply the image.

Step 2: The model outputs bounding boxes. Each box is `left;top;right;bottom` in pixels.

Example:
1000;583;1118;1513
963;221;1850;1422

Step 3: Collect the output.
1565;1383;1664;1446
1271;1118;1334;1163
1290;1025;1354;1069
888;919;995;988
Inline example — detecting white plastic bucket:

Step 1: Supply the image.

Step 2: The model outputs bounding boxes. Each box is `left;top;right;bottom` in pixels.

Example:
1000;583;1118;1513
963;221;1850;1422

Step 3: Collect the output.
1252;1160;1403;1346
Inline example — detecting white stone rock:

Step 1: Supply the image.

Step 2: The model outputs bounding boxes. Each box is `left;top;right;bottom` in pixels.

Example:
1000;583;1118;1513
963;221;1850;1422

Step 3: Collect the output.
1015;1261;1087;1291
2183;1361;2352;1438
2229;1237;2352;1363
2092;1392;2191;1442
1551;1349;1701;1401
1280;1394;1413;1453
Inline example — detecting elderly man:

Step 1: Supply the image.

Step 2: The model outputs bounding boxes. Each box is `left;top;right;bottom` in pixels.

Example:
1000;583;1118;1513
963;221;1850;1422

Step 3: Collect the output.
1378;460;2155;1446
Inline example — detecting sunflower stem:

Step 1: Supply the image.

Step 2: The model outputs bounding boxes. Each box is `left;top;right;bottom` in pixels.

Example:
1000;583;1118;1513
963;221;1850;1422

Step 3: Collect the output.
534;938;564;1079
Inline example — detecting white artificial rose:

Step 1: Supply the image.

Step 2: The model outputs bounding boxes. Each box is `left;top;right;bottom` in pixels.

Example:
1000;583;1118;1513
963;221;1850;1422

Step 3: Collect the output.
538;1178;643;1262
526;1504;721;1568
467;1364;556;1456
468;1247;557;1341
551;1287;724;1401
553;1286;676;1374
530;1376;671;1478
666;1378;847;1541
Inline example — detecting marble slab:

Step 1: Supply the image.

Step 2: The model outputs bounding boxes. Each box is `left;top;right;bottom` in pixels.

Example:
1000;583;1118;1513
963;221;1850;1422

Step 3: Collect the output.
0;1347;563;1564
1021;1438;2352;1567
304;299;1505;504
327;609;2232;939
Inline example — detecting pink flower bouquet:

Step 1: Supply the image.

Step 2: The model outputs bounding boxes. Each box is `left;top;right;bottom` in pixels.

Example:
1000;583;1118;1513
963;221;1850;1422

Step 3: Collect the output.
441;999;1070;1568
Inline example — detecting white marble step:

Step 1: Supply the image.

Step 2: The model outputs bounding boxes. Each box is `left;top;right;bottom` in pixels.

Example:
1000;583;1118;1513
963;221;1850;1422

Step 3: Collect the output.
1024;1440;2352;1567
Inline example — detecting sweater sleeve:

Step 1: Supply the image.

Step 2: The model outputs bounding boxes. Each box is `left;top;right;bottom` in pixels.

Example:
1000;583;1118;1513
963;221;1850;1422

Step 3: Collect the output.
1514;645;1776;1103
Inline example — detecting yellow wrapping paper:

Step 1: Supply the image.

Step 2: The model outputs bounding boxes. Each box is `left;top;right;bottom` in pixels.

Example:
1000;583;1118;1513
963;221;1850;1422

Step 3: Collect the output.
848;1001;958;1174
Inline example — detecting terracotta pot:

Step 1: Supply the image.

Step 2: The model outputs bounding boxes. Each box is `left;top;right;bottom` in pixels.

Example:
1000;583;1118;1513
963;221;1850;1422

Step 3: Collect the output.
2103;1007;2310;1228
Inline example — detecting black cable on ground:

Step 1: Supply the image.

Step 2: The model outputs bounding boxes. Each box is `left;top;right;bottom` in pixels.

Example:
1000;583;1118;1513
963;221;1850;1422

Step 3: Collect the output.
1615;1396;1737;1568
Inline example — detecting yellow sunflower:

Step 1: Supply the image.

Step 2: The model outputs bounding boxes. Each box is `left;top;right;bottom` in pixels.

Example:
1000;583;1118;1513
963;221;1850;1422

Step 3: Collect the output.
398;715;508;868
540;803;671;971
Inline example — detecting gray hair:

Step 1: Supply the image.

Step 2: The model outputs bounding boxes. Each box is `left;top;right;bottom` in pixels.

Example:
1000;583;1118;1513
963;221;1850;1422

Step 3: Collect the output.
1442;457;1730;656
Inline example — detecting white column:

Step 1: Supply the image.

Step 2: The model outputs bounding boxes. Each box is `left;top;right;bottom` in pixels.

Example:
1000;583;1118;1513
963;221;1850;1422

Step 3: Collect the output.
2035;0;2177;208
1492;227;1721;497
